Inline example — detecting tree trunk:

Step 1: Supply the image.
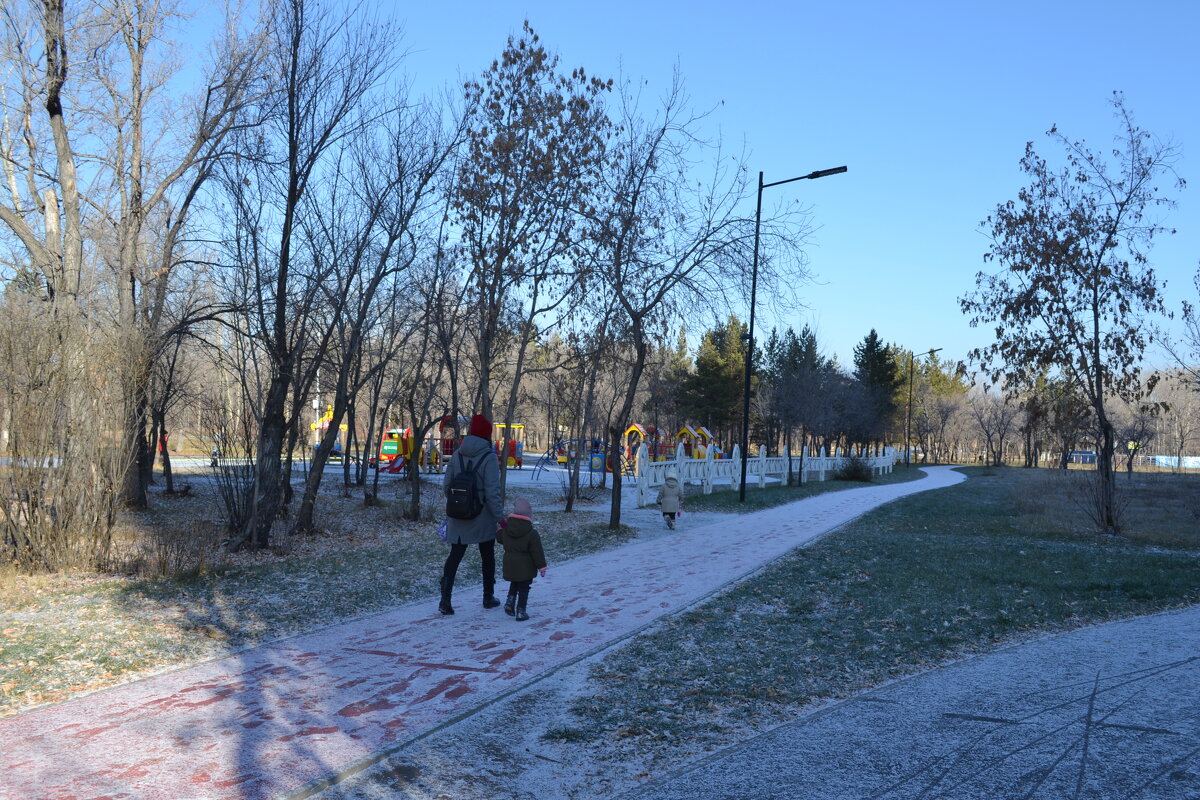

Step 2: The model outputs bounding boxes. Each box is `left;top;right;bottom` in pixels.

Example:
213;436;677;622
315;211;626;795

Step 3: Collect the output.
406;415;442;521
122;391;150;508
160;427;175;494
360;397;379;489
295;396;350;533
341;406;355;493
147;417;161;486
282;422;299;509
239;373;290;549
1097;420;1118;532
608;336;648;530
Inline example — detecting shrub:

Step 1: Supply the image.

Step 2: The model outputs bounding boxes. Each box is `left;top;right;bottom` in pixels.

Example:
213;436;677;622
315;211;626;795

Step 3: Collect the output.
835;454;873;482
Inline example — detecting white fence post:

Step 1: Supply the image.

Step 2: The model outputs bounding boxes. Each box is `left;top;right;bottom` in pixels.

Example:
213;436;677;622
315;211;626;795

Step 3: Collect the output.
636;444;649;508
730;444;742;491
631;438;898;507
703;438;714;495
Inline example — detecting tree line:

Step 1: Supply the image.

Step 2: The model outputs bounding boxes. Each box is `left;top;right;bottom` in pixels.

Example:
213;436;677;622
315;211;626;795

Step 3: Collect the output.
3;3;1198;573
0;3;815;567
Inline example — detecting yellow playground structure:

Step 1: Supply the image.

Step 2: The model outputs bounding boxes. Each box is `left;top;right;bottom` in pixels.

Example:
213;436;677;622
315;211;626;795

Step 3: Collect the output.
675;424;724;459
493;423;526;468
310;405;349;458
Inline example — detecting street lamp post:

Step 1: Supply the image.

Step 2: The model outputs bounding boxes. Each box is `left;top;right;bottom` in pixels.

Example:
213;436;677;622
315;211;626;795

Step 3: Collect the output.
739;166;847;502
904;347;942;467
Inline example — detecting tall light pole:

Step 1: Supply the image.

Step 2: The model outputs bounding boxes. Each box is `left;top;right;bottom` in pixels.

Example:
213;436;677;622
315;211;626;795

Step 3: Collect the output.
740;166;847;502
904;347;942;467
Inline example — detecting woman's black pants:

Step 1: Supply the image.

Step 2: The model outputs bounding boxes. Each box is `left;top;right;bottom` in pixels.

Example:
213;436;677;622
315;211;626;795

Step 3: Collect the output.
441;540;496;598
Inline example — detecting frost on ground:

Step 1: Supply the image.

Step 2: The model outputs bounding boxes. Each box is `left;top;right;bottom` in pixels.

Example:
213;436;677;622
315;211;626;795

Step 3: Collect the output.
310;502;780;800
0;467;689;718
311;621;768;800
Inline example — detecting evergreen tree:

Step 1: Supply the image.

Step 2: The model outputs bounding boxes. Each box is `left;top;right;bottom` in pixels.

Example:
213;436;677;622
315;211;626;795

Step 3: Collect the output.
675;316;746;443
762;325;830;455
852;329;903;441
641;327;692;434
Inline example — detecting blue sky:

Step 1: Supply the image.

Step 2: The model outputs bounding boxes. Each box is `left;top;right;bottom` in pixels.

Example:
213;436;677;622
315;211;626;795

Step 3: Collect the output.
390;0;1200;369
176;1;1197;368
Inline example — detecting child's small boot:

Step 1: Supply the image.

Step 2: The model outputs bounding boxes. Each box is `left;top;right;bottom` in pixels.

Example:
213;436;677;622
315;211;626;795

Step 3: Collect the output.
504;589;517;617
515;604;529;622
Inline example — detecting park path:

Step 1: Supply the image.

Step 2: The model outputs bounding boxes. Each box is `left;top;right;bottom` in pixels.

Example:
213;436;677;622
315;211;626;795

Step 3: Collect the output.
0;468;964;800
618;601;1200;800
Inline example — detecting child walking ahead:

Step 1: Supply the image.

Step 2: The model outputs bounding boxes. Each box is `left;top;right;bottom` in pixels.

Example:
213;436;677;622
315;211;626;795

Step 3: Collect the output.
657;471;684;530
497;497;547;621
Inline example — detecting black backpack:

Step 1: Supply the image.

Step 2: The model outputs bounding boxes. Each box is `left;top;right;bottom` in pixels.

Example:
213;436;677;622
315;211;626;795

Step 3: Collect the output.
445;452;486;520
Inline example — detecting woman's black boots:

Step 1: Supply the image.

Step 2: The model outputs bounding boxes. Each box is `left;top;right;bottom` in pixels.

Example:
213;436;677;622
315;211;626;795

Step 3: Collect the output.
438;576;454;615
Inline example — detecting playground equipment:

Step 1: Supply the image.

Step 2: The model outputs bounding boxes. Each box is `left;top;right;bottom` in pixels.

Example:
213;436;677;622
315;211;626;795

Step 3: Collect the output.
674;424;726;460
533;438;613;479
438;415;470;461
676;424;700;458
694;426;725;459
493;423;526;468
624;423;670;463
378;428;404;466
377;428;441;474
310;405;348;459
373;415;524;475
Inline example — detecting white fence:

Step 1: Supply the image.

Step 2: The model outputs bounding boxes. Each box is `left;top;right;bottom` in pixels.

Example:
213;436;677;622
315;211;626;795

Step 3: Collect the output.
632;442;897;508
633;443;897;506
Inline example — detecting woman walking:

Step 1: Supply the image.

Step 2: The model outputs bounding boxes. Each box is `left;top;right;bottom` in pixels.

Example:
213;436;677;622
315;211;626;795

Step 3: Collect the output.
439;414;503;615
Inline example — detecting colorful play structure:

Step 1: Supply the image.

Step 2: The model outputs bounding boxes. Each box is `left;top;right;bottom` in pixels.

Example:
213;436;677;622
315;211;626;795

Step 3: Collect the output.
310;405;348;459
377;427;442;474
314;409;728;477
624;423;670;463
532;437;614;480
624;423;726;463
494;423;526;468
374;415;526;474
675;424;725;460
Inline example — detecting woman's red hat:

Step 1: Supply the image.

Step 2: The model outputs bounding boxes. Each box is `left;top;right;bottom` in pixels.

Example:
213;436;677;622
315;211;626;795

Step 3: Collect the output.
469;414;492;439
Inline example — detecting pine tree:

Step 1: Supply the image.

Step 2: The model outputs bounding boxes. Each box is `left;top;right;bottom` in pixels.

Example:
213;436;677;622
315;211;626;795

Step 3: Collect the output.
853;329;903;441
675;316;746;443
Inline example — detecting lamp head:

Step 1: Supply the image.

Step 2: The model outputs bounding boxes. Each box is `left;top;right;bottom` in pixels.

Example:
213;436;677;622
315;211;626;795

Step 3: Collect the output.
806;166;848;180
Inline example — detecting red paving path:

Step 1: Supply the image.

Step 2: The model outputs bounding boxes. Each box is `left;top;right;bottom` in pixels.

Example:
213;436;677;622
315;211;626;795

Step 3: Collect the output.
0;469;963;800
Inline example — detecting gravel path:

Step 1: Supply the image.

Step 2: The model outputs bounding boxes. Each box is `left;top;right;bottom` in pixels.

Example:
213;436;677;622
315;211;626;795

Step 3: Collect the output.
617;603;1200;800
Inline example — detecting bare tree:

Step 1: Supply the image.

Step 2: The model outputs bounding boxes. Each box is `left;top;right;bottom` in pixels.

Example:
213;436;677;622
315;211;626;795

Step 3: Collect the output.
290;98;459;534
220;0;398;549
1154;373;1200;471
452;22;609;496
0;0;86;307
1112;400;1158;478
969;387;1021;466
0;293;128;570
961;95;1182;530
2;0;263;508
588;76;811;528
1159;269;1200;389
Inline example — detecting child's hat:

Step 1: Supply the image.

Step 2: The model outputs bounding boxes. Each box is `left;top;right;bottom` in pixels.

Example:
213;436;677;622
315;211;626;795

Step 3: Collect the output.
512;497;532;518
